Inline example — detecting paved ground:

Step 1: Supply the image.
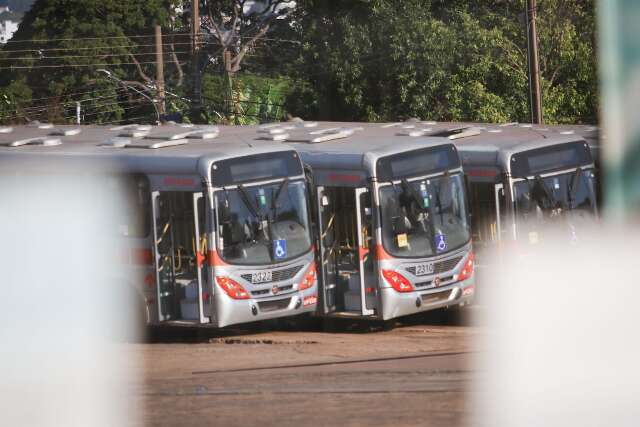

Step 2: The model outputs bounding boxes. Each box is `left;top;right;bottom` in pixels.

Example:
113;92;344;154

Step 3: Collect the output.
134;311;480;427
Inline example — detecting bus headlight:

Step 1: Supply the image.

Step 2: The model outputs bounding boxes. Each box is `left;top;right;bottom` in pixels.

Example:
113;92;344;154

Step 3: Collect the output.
382;270;414;293
299;261;317;291
216;276;250;300
457;252;475;282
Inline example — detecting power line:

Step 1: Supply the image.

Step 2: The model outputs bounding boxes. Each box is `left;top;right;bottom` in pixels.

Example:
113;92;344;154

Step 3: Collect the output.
0;41;216;54
0;60;169;70
2;32;194;44
16;88;127;104
0;51;191;61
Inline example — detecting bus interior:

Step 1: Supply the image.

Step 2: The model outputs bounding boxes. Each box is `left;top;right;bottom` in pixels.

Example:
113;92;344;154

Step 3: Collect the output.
154;191;208;322
318;186;376;316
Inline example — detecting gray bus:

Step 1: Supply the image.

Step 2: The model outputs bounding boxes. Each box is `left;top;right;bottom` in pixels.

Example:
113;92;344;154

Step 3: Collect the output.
0;123;318;328
390;121;599;248
258;122;476;324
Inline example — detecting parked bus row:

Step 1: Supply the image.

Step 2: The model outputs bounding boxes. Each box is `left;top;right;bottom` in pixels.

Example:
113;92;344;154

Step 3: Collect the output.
0;120;598;331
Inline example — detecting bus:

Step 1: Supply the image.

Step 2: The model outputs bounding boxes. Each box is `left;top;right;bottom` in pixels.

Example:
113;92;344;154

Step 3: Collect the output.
0;123;318;329
258;122;475;326
390;121;599;248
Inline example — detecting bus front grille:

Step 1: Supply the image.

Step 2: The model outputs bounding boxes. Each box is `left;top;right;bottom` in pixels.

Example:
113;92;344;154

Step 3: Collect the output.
415;275;455;289
257;298;292;312
241;264;305;284
420;290;452;304
406;256;463;276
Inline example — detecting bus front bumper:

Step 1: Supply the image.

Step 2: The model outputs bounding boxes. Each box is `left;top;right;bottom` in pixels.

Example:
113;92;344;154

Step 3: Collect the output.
379;278;475;321
214;287;318;328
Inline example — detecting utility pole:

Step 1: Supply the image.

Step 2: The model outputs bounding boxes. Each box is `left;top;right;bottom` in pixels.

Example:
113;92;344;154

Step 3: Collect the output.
155;24;166;117
526;0;543;124
191;0;202;117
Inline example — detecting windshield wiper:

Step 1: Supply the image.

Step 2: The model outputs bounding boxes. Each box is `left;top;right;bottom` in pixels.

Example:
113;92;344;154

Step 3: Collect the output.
534;175;557;210
265;178;290;260
568;167;582;209
237;184;262;222
271;178;289;220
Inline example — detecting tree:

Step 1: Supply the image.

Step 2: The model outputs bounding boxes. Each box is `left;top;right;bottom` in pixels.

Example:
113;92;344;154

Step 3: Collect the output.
0;0;184;124
199;0;294;122
286;0;598;124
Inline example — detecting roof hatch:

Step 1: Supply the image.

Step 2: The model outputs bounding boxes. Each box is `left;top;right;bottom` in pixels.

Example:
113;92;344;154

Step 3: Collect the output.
2;137;62;147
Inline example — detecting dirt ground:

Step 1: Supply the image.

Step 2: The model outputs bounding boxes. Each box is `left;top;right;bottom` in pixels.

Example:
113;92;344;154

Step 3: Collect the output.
133;312;480;427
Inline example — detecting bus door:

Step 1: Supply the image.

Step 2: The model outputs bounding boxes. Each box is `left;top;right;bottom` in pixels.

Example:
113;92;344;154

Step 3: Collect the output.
316;186;337;314
355;187;376;316
192;193;208;324
151;191;207;323
494;183;510;241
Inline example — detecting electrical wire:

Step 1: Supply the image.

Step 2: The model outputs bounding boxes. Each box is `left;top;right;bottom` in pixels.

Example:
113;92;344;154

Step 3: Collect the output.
2;32;194;44
0;51;192;61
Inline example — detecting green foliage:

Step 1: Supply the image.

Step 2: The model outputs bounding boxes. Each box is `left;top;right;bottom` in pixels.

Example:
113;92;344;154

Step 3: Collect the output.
0;0;180;124
201;73;289;124
0;78;31;123
287;0;598;124
0;0;599;126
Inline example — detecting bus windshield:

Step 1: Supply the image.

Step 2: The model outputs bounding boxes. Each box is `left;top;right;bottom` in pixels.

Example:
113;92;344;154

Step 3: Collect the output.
379;173;471;258
216;179;312;265
512;168;597;243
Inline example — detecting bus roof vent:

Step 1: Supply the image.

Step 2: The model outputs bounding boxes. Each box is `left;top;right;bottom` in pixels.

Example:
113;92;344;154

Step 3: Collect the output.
259;126;361;143
144;126;219;141
397;126;481;139
257;121;318;136
396;127;432;137
128;138;189;149
26;121;54;129
100;136;189;149
3;137;62;147
499;122;519;127
110;124;152;138
559;130;575;135
381;122;402;128
100;137;132;148
50;128;82;136
0;126;13;134
298;127;361;143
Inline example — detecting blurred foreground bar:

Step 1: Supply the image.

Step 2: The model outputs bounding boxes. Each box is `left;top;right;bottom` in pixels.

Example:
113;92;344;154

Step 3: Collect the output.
599;0;640;219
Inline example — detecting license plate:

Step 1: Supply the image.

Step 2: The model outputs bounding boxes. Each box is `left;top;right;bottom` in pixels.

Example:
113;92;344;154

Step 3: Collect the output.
414;263;434;276
251;271;272;284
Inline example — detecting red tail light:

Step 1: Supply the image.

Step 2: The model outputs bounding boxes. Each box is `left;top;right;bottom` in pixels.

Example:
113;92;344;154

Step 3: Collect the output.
457;252;475;282
299;260;317;291
382;270;414;293
216;276;250;300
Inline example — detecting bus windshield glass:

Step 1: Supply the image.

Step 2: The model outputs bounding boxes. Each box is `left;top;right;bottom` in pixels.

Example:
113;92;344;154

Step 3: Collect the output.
216;179;312;265
512;168;597;243
379;173;471;258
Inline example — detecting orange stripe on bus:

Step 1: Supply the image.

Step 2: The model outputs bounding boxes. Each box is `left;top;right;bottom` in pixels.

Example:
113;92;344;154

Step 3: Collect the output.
208;250;228;267
375;244;392;260
131;248;153;265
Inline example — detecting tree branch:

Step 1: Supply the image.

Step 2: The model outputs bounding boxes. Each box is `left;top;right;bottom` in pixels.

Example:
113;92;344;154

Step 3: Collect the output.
169;43;184;87
231;22;271;72
128;53;153;83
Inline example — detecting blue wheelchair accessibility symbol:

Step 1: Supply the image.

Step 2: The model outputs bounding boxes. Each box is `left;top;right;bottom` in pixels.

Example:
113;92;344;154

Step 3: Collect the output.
274;239;287;260
435;233;447;253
